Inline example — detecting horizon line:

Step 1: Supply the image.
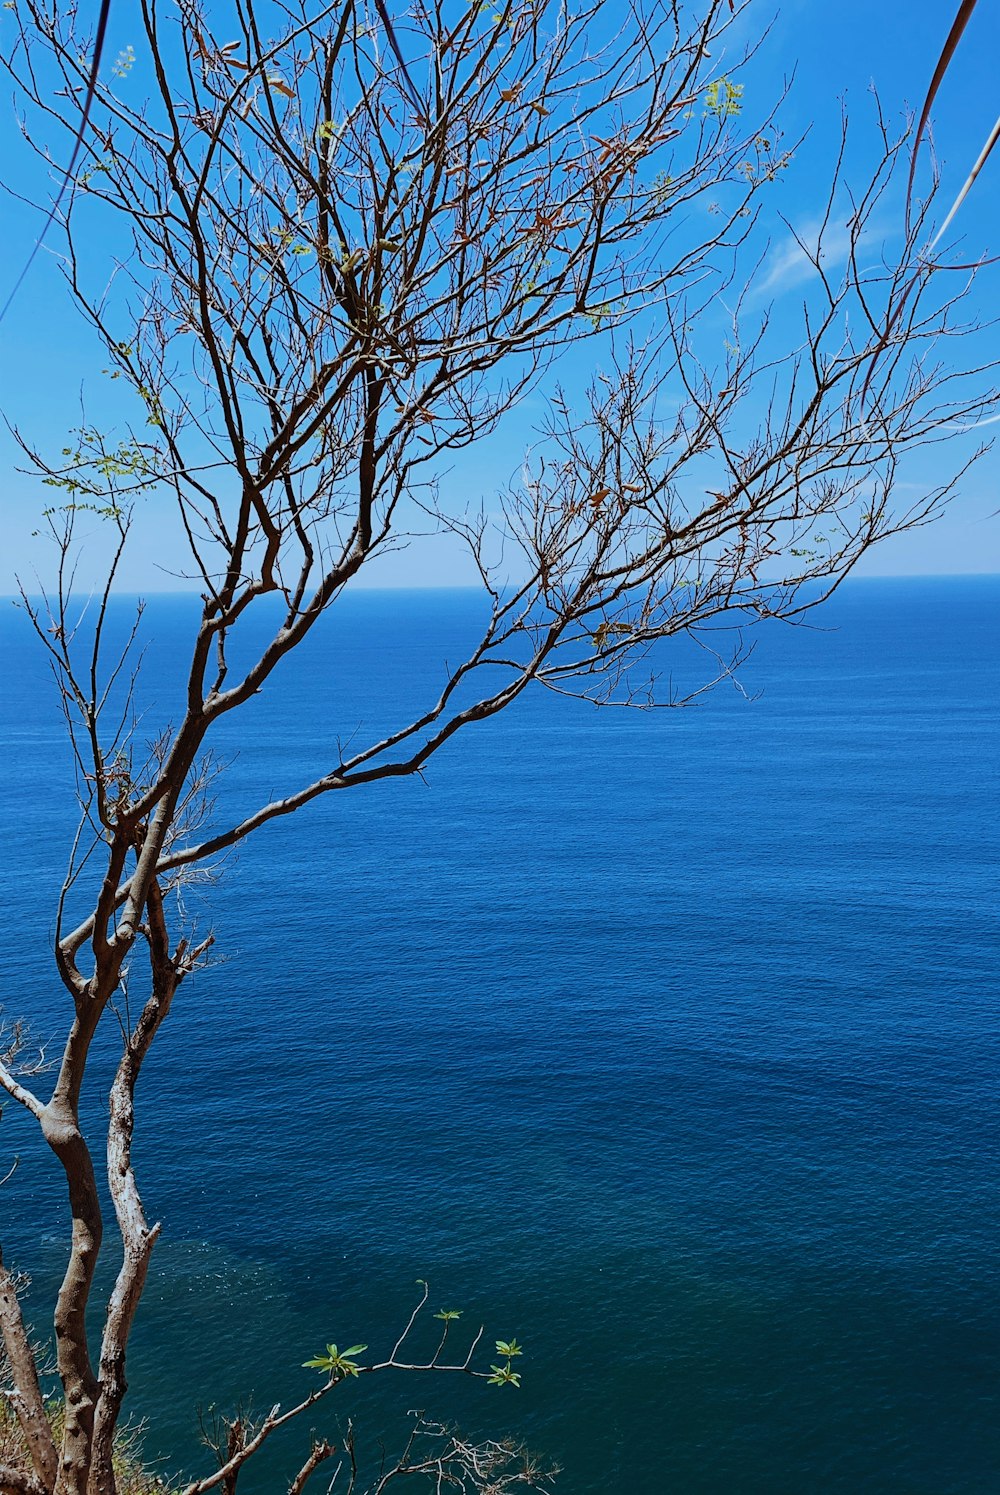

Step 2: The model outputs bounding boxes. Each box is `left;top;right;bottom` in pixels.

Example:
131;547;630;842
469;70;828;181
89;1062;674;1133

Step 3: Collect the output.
3;570;1000;599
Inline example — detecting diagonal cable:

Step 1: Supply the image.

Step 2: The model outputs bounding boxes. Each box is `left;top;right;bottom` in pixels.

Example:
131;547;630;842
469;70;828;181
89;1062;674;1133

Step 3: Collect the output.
0;0;112;328
372;0;424;114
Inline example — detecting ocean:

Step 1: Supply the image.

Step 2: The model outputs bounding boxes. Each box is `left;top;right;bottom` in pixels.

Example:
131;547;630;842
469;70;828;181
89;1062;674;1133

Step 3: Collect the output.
1;577;998;1493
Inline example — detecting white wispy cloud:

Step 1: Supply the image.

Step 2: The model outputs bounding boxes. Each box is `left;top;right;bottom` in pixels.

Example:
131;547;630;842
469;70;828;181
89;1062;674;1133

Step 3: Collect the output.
756;217;856;297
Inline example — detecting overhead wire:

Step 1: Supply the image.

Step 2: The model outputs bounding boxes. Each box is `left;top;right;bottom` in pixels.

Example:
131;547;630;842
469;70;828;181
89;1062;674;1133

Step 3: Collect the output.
0;0;423;330
0;0;112;328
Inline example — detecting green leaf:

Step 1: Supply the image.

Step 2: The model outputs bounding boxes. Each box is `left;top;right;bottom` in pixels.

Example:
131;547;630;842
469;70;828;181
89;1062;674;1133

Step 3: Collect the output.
704;78;744;119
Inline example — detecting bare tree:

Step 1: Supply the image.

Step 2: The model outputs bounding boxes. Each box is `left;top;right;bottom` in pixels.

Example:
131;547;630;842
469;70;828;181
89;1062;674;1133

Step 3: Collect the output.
0;0;996;1491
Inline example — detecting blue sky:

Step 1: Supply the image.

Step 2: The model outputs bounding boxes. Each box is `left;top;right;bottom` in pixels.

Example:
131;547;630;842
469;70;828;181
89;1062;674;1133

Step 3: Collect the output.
0;0;997;590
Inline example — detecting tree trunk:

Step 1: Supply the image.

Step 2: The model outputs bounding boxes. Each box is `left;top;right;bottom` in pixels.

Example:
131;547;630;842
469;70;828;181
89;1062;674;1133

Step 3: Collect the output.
40;1113;103;1495
0;1250;58;1491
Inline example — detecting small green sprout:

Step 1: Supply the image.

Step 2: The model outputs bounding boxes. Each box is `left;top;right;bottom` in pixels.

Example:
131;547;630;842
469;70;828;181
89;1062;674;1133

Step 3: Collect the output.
704;78;743;119
302;1343;368;1381
487;1336;523;1387
112;44;135;78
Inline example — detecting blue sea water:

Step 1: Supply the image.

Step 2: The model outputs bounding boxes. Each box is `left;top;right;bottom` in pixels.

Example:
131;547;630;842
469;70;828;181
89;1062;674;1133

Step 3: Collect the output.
0;577;998;1493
